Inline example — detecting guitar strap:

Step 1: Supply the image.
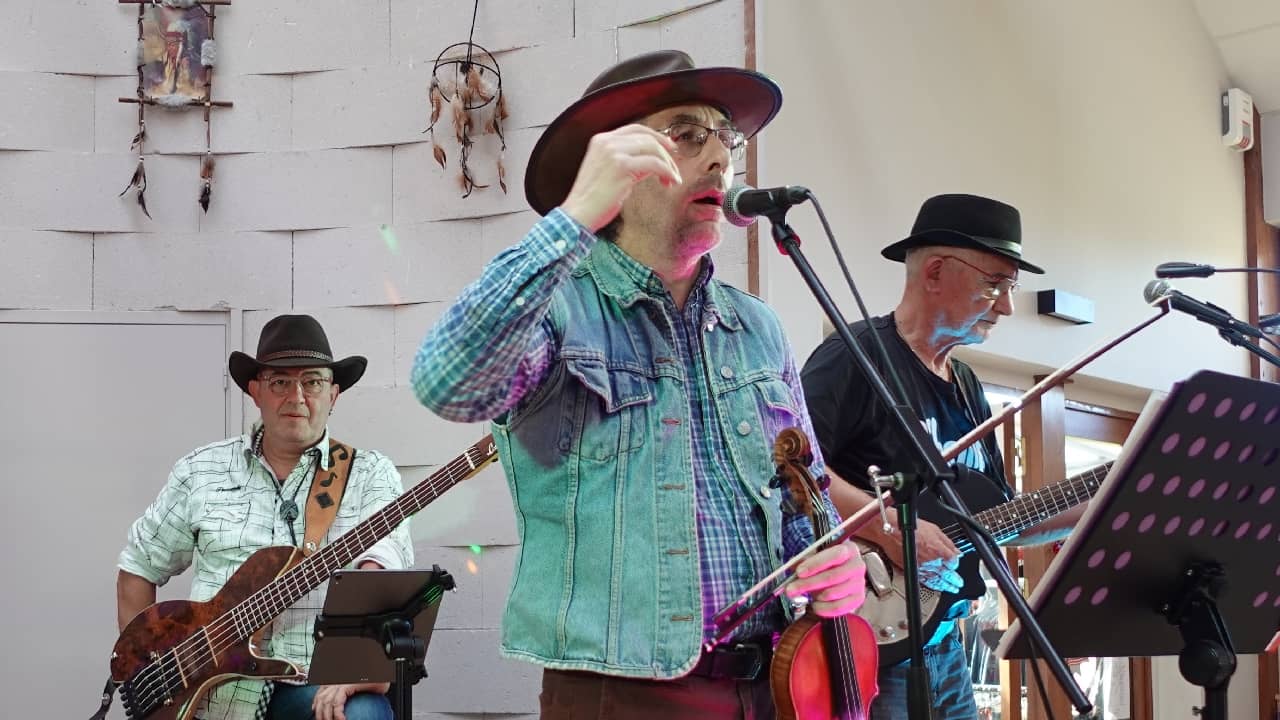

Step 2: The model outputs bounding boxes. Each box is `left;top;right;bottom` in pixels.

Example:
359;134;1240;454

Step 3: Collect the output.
300;438;355;556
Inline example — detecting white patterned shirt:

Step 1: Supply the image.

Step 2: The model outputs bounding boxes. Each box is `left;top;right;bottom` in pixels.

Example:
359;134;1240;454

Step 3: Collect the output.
118;424;414;720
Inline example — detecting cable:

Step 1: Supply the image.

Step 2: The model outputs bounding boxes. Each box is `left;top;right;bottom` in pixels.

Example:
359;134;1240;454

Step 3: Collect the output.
806;190;911;407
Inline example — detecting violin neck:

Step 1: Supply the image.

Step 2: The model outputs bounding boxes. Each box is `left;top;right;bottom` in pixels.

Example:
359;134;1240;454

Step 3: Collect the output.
805;487;867;716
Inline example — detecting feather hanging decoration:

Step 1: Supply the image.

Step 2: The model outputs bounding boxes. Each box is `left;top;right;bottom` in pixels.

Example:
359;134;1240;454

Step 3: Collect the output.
129;122;147;150
492;91;508;149
497;155;507;194
199;155;215;212
118;158;151;219
450;90;469;145
426;77;450;169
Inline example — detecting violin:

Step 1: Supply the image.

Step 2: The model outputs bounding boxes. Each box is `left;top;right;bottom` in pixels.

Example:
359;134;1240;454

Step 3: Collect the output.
769;428;879;720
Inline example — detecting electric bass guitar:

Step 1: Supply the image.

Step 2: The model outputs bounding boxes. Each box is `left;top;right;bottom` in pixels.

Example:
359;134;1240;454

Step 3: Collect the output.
107;435;499;720
855;461;1112;667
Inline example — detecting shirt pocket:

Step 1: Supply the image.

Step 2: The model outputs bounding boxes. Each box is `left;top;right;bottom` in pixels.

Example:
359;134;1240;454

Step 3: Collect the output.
194;499;253;555
562;356;653;462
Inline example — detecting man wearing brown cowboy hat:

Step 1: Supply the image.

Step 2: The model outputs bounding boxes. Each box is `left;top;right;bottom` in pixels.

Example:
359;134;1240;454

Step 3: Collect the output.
117;314;413;720
802;194;1083;719
411;50;866;717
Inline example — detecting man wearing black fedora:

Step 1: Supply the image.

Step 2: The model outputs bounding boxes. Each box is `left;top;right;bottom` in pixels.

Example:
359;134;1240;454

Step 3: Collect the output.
802;194;1081;718
117;314;413;720
412;50;866;717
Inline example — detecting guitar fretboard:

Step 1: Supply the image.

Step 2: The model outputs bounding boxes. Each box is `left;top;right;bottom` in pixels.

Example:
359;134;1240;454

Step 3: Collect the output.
944;461;1113;554
224;435;498;638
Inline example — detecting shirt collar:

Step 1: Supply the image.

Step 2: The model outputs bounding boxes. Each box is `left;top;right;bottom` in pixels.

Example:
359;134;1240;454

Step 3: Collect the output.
246;421;333;471
580;240;741;330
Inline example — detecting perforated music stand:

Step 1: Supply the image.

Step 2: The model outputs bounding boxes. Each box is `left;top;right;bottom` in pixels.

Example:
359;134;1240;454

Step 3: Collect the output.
309;566;454;720
997;371;1280;720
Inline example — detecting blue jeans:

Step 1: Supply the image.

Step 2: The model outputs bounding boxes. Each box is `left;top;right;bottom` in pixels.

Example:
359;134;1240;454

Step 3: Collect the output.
871;627;978;720
266;683;393;720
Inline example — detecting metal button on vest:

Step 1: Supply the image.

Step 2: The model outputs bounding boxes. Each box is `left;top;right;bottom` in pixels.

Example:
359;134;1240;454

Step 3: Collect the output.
737;421;751;435
760;485;772;499
720;366;734;379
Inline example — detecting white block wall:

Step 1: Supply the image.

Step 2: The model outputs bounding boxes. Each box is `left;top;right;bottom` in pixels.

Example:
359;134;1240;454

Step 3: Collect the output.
0;1;749;715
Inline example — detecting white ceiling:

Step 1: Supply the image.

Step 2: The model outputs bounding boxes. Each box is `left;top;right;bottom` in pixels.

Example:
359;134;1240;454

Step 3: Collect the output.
1192;0;1280;113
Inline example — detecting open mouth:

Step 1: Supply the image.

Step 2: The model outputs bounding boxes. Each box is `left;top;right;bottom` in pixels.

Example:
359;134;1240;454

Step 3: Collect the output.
689;189;725;207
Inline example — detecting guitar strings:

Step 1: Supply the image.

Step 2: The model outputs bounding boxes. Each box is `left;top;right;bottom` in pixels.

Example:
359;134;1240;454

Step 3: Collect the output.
125;448;486;712
943;463;1110;554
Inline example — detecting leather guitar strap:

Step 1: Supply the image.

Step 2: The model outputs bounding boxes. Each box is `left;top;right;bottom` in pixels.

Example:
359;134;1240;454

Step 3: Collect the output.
301;438;354;556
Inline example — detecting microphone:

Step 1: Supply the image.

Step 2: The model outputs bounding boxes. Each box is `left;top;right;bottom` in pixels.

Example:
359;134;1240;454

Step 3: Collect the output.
1155;261;1280;278
1155;261;1215;278
723;184;810;227
1144;279;1264;339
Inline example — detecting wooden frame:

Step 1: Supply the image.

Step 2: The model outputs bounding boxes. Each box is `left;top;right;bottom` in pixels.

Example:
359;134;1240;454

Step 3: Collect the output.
1243;104;1280;720
991;382;1150;720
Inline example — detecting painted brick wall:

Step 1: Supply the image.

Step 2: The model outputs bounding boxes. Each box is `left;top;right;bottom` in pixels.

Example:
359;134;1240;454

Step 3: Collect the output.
1;1;747;716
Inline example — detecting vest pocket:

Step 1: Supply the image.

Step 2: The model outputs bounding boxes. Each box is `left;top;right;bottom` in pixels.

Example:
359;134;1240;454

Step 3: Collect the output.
563;357;652;461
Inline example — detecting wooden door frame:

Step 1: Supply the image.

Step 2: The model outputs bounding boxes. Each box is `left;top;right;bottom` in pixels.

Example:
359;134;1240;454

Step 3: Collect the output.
1244;105;1280;720
990;384;1150;720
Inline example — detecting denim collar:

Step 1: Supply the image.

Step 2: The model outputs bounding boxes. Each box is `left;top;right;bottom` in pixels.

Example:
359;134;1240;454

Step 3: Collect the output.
578;239;743;332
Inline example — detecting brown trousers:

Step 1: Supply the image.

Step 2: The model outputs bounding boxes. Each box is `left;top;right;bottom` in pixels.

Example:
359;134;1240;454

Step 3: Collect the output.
539;669;776;720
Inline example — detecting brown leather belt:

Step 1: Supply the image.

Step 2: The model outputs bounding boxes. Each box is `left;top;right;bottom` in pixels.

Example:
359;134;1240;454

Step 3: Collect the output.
688;638;773;681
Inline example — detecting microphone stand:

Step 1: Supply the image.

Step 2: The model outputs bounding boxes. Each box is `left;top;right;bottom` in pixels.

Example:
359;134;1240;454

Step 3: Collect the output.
1215;326;1280;369
761;206;1093;719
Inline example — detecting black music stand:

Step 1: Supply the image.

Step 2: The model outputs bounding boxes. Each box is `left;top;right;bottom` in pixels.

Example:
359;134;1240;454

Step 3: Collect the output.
998;371;1280;720
309;566;454;720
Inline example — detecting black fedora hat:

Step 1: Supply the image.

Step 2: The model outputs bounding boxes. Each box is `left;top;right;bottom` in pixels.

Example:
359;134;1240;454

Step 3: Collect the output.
228;314;367;395
524;49;783;216
881;194;1045;274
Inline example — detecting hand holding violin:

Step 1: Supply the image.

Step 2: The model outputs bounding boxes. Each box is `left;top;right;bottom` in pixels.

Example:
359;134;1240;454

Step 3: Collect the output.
785;541;867;617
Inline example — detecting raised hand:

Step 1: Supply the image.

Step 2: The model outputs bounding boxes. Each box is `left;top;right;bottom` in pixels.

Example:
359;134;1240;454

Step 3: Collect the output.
560;124;684;232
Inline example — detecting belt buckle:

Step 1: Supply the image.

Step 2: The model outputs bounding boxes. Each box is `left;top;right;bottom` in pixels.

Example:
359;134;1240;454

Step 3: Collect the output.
727;641;765;681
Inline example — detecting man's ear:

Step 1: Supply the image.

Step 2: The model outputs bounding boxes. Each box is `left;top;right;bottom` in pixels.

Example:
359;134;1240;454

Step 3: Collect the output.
246;379;265;410
921;255;946;292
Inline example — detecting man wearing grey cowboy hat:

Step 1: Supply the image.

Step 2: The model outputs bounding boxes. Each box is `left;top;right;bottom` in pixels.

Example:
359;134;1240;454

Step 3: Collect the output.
411;50;866;718
803;194;1084;719
117;314;412;720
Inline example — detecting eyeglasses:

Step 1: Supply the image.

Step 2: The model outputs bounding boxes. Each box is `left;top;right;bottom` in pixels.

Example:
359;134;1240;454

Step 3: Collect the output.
660;122;747;162
259;375;333;397
939;255;1020;300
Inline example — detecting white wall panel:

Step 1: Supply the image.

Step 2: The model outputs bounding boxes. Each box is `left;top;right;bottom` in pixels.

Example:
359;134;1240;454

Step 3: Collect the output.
392;127;537;224
0;72;95;152
214;0;391;75
197;148;393;231
0;152;200;232
95;231;292;310
389;0;574;67
0;230;93;309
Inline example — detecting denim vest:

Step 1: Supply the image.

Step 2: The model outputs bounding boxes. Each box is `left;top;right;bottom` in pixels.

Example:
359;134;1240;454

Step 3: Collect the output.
492;240;808;678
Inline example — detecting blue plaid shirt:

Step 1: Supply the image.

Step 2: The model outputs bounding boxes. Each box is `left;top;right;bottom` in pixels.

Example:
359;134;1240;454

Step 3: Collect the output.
412;209;835;663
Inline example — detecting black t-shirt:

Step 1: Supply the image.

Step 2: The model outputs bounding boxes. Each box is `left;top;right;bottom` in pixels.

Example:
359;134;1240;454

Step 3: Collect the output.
800;313;1012;528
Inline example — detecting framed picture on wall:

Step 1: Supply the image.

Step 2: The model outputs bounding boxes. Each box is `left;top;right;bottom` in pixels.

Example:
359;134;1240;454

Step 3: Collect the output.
139;4;212;103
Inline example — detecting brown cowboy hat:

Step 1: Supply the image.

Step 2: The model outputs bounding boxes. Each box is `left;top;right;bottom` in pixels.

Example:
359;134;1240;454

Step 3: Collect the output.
881;193;1045;274
524;49;783;216
228;314;367;395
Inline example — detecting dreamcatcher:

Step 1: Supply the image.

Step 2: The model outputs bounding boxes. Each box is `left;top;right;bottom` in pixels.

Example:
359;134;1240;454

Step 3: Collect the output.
424;0;509;197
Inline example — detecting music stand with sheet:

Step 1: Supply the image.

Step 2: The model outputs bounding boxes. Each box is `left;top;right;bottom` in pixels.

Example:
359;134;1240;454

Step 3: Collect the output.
309;566;454;720
998;370;1280;720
